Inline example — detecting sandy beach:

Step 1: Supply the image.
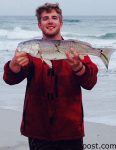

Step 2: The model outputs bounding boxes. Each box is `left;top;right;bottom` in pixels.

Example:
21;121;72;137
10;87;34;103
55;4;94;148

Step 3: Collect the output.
0;109;28;150
0;108;116;150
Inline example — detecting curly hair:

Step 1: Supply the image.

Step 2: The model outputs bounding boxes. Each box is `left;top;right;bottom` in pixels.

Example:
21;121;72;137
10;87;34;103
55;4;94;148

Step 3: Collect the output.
36;3;63;23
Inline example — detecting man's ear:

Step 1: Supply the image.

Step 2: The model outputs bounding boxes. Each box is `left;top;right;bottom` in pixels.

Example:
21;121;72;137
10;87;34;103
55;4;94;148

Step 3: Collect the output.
38;23;41;29
60;21;63;28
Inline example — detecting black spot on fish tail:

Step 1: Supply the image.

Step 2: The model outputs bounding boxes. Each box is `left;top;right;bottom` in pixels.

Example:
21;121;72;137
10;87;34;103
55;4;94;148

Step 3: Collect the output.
100;49;109;64
100;49;103;53
96;48;111;69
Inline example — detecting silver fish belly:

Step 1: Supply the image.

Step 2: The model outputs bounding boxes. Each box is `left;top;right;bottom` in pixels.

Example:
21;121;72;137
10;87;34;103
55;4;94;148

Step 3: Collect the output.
17;39;115;69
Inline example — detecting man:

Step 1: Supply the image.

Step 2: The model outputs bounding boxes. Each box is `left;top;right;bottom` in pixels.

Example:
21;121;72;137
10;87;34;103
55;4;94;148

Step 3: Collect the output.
3;3;98;150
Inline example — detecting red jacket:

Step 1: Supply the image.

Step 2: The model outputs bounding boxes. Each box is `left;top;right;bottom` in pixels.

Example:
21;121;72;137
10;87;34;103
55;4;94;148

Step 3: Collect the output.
3;55;98;140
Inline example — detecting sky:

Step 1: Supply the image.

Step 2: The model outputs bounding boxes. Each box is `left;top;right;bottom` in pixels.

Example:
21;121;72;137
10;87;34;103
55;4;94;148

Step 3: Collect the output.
0;0;116;16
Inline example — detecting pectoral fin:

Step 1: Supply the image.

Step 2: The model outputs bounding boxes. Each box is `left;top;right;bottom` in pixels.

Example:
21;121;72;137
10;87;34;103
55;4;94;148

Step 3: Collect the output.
43;59;52;68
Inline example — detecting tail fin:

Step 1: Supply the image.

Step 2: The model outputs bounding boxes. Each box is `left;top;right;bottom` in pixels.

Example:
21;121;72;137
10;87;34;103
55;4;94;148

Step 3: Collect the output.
100;48;115;69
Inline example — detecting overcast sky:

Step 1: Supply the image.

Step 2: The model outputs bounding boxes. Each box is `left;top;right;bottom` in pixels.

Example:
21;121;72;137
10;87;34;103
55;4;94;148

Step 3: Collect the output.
0;0;116;16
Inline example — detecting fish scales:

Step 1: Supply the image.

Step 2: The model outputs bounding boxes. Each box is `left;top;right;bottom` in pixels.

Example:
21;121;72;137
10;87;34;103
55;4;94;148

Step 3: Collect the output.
17;39;115;69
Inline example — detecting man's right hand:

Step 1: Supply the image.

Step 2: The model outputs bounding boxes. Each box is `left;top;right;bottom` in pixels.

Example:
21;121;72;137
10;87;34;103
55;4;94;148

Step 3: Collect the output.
9;49;29;73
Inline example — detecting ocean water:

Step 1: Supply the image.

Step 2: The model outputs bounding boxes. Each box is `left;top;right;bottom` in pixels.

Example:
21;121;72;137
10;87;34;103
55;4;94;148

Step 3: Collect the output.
0;16;116;126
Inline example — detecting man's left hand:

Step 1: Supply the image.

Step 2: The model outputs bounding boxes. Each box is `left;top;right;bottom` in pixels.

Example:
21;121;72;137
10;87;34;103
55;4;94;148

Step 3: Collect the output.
65;48;86;76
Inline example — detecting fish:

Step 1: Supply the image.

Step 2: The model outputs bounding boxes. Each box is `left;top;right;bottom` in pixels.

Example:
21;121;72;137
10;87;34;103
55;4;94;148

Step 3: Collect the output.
17;39;115;69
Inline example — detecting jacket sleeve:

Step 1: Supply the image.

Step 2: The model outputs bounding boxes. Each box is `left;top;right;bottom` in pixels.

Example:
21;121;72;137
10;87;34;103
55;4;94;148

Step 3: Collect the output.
3;56;34;85
74;55;98;90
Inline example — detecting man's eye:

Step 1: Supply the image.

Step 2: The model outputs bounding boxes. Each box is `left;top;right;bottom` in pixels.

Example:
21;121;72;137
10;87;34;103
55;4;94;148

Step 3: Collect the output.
41;16;58;21
52;16;58;20
42;16;49;21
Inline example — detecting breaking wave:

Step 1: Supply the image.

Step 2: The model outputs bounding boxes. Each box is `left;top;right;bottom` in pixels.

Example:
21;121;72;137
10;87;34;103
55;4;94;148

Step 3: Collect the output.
99;33;116;39
62;32;116;40
0;27;41;40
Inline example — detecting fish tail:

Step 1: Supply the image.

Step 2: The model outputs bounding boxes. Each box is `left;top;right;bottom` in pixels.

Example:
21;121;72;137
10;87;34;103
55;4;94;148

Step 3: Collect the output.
100;48;115;69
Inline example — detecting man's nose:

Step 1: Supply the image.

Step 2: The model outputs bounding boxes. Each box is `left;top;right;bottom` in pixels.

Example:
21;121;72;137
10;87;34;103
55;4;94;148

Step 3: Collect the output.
48;18;53;23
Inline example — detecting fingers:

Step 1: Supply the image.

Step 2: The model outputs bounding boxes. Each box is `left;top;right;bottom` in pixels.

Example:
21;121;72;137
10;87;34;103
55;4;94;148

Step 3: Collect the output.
65;48;85;76
65;48;81;65
14;50;29;67
15;49;27;57
16;56;29;67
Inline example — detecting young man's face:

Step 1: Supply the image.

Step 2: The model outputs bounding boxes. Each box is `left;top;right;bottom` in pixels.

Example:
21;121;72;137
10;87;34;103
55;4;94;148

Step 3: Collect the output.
38;9;63;38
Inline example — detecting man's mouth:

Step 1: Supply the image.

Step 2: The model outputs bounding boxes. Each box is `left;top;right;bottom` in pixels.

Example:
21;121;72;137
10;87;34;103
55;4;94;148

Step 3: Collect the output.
47;26;55;30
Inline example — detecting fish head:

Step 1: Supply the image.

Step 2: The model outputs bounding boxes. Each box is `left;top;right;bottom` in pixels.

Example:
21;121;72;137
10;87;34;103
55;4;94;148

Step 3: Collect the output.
17;39;42;58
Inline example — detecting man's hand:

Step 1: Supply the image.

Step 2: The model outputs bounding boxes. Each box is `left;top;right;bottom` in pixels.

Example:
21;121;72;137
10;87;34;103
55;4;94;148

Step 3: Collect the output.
65;48;86;76
9;49;29;73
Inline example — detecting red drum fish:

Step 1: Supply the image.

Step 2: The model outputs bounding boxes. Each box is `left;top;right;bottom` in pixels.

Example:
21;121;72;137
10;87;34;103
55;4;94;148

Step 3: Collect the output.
17;39;115;69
